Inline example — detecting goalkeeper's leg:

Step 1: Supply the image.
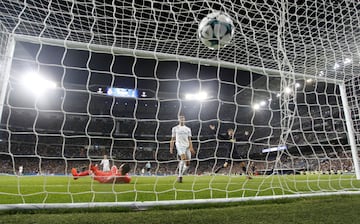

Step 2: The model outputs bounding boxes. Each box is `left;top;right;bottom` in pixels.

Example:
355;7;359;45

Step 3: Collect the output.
71;167;91;180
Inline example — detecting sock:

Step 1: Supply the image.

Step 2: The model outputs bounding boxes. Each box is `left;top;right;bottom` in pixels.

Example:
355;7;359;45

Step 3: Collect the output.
182;165;188;176
178;161;184;177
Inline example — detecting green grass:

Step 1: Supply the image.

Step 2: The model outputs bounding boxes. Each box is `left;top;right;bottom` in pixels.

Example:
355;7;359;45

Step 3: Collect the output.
1;195;360;223
1;174;359;204
1;174;360;223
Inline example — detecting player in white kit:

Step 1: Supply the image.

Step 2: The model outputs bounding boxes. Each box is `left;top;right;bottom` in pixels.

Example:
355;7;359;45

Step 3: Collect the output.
100;155;111;172
170;115;195;183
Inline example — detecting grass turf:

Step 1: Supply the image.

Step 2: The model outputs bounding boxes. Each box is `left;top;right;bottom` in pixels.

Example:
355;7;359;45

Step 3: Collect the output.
0;195;360;224
0;174;359;204
1;174;360;223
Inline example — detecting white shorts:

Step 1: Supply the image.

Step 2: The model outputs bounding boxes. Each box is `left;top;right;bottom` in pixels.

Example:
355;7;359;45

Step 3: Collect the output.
103;167;110;172
177;146;191;160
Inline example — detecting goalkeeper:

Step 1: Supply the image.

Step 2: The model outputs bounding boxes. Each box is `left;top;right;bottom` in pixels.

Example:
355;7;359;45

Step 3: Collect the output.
71;163;131;184
209;124;242;174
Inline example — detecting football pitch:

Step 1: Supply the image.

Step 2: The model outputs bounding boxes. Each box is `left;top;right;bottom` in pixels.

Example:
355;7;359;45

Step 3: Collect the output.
1;175;360;224
1;174;360;205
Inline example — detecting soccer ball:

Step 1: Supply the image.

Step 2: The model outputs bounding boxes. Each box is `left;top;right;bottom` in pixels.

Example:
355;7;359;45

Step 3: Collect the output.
198;12;235;50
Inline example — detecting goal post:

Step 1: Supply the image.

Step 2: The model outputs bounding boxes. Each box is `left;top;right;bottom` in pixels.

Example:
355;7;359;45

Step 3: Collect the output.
0;32;15;125
13;34;335;84
0;34;358;210
339;83;360;180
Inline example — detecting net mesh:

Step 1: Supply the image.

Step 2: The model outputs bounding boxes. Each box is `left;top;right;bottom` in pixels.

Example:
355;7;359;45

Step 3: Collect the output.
0;0;359;208
1;0;359;80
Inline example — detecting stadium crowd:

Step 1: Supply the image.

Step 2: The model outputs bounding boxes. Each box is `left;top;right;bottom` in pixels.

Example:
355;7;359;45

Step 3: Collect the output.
0;141;355;176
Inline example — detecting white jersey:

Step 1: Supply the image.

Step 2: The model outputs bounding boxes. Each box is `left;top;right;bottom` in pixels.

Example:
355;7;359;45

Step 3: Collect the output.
100;159;110;171
18;166;23;175
172;125;192;149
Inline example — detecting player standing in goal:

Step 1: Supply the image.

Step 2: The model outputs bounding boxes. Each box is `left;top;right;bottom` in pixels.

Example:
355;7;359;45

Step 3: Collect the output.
170;115;195;183
209;124;252;179
209;124;236;173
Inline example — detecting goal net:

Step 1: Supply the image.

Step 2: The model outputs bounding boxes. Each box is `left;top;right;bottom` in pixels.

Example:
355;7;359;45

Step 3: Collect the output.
0;0;360;210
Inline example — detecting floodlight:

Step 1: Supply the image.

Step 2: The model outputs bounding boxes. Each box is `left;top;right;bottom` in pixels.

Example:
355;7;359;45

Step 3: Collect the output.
21;72;56;96
344;58;352;65
185;93;194;100
284;87;292;94
184;91;208;101
252;103;260;110
198;91;208;100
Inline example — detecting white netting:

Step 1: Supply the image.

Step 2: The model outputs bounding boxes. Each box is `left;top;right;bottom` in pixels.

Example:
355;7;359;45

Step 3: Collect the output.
0;0;360;209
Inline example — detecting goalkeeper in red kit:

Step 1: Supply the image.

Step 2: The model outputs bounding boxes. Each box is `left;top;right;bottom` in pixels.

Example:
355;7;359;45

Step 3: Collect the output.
71;163;131;184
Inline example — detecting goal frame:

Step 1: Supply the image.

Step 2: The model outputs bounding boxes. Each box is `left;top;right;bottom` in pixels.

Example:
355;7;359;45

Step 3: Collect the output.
0;34;359;210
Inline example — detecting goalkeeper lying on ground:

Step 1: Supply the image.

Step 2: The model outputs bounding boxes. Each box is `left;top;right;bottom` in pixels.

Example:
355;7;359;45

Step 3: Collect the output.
71;163;131;183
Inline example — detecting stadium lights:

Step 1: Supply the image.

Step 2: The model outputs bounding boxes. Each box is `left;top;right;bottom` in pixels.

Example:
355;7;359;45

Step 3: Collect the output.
21;72;56;96
252;103;260;110
275;82;302;99
344;58;352;65
253;99;269;111
262;145;287;153
185;91;208;101
260;100;266;106
284;87;292;94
